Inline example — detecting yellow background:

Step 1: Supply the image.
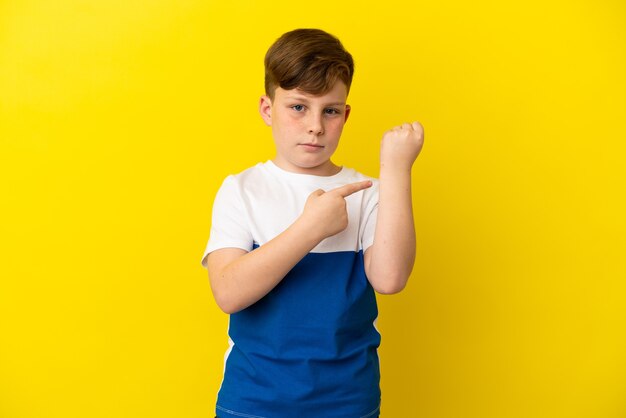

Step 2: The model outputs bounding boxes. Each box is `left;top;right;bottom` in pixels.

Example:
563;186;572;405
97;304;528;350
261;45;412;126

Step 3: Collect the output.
1;1;625;417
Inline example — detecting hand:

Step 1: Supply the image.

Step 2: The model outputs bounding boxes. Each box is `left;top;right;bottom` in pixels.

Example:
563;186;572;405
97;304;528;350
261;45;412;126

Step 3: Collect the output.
380;121;424;170
299;180;373;241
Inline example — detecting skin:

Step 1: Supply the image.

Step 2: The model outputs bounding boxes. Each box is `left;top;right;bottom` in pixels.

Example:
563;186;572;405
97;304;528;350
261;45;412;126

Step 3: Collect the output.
265;81;351;176
207;81;424;314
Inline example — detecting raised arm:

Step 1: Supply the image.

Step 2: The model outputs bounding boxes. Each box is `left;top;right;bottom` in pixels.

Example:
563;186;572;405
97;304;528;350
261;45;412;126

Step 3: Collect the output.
207;180;372;314
364;122;424;294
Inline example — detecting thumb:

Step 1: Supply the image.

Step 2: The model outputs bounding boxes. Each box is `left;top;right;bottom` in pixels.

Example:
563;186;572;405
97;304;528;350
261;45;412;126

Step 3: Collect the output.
309;189;326;198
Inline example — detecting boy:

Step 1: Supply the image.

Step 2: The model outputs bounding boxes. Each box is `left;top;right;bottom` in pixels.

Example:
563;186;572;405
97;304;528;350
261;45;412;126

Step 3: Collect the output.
201;28;424;418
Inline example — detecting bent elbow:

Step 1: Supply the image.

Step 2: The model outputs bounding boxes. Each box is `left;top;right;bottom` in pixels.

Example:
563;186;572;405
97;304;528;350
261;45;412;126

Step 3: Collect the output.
208;271;245;314
370;273;409;295
374;280;407;295
210;284;245;314
214;297;243;315
212;290;246;314
220;305;240;315
366;259;414;295
215;298;234;314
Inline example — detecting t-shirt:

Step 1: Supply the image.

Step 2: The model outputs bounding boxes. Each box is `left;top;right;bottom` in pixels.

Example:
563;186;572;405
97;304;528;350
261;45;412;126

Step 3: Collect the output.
201;160;381;418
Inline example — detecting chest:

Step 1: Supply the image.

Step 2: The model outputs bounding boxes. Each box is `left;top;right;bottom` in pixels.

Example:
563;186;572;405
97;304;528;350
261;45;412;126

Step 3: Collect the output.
239;181;366;252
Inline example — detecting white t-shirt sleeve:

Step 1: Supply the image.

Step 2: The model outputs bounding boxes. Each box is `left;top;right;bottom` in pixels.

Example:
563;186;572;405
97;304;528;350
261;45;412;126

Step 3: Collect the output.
200;175;253;268
360;179;379;253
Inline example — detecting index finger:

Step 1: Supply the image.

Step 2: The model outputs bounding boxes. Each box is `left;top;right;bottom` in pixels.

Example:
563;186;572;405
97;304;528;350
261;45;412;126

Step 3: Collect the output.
329;180;373;198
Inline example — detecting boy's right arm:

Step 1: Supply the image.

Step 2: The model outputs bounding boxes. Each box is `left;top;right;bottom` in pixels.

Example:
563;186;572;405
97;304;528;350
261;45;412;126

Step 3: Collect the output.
207;180;372;314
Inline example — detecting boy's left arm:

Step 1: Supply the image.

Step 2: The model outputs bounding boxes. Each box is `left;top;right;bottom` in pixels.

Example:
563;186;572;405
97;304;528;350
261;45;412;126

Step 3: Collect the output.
364;121;424;294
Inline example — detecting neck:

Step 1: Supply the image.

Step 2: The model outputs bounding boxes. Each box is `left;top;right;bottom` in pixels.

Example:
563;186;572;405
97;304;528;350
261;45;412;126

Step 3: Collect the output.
271;158;341;176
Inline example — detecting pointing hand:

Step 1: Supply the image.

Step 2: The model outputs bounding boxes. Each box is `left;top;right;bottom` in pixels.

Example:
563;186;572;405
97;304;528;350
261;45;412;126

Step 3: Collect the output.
300;180;373;240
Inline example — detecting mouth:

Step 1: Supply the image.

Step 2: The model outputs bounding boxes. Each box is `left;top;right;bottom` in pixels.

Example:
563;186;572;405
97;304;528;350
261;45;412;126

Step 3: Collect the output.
299;143;325;149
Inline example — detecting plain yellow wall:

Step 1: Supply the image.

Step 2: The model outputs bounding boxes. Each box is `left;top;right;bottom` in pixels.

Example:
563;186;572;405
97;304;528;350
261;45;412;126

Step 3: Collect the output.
1;1;625;417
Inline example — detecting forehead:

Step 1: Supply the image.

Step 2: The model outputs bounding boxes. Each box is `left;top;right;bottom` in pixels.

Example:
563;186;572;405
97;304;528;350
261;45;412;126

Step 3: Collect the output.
275;81;348;104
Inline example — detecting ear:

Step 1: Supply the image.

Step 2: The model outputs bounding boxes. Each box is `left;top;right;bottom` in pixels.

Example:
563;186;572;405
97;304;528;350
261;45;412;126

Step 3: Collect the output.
344;104;351;123
259;95;273;126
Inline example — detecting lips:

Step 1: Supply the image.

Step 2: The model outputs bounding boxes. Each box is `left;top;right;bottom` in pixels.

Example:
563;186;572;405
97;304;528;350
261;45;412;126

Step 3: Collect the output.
299;143;324;149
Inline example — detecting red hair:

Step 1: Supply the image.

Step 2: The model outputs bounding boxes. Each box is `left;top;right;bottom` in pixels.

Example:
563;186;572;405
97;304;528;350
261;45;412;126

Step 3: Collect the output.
264;28;354;100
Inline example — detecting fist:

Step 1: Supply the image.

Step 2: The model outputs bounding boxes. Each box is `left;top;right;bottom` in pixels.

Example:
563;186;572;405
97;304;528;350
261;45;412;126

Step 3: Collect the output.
380;121;424;170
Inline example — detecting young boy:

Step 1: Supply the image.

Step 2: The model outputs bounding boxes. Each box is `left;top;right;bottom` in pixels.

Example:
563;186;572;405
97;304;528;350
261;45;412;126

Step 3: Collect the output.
201;28;424;418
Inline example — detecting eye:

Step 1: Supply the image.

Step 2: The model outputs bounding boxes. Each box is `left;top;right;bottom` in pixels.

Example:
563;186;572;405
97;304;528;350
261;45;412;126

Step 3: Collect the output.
324;108;340;115
291;104;305;112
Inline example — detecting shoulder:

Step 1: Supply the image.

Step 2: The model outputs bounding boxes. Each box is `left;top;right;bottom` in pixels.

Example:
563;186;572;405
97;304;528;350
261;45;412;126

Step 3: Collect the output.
227;162;267;182
218;162;271;190
342;166;378;183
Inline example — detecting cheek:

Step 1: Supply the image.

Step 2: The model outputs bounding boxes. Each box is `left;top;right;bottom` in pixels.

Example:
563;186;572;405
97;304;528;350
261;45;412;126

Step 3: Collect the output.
277;115;299;131
328;119;345;134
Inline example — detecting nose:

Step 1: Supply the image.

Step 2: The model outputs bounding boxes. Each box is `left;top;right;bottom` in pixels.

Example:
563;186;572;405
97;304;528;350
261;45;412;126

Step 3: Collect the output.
307;113;324;135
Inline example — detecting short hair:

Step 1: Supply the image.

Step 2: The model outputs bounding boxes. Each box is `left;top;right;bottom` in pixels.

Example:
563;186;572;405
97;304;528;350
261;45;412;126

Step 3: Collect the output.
264;28;354;100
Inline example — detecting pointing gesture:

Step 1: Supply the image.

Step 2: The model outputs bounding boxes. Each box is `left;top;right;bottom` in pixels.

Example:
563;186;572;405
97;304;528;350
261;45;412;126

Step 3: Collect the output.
300;180;373;241
328;180;373;198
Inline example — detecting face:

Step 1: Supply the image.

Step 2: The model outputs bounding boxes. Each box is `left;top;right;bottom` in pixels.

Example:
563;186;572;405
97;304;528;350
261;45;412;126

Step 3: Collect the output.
259;81;351;176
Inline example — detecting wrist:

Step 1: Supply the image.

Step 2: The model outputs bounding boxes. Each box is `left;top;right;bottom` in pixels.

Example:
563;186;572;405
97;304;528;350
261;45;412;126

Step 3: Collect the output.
379;161;412;178
292;215;326;246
